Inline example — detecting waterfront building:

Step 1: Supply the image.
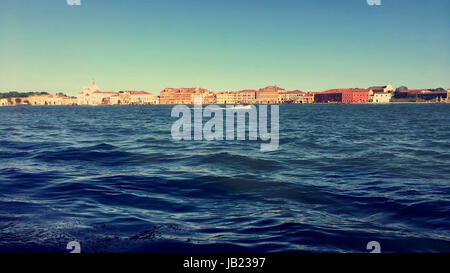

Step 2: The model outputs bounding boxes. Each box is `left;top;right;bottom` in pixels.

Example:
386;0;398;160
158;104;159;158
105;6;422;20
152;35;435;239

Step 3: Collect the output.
60;96;77;105
367;85;394;103
302;92;315;104
159;88;197;104
46;95;64;105
235;90;257;104
77;80;100;105
6;94;76;106
7;97;17;105
329;88;366;104
337;89;368;104
341;89;353;104
278;90;304;104
116;92;131;105
352;89;370;103
372;92;393;103
109;94;121;105
27;94;53;105
415;90;447;102
392;89;447;103
10;97;26;105
77;80;118;105
91;91;119;105
216;91;236;105
447;90;450;103
257;86;283;104
126;91;159;105
191;89;216;104
107;91;158;105
0;98;8;106
314;92;342;103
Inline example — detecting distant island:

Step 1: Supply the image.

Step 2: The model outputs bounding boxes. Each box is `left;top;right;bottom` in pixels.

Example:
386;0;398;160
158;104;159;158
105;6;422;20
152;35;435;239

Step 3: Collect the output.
1;81;449;106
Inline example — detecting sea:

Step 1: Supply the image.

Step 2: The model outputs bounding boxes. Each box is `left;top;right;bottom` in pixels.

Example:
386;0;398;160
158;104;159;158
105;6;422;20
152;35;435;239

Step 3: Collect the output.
0;104;449;253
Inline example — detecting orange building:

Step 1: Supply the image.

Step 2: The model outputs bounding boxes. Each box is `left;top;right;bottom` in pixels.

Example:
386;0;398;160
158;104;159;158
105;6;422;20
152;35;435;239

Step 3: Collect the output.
159;88;196;104
256;86;284;104
302;92;315;104
235;90;257;104
191;89;216;104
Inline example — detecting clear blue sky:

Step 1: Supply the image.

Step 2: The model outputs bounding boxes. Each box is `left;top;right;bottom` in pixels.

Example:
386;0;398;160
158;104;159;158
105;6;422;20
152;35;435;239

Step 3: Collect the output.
0;0;449;95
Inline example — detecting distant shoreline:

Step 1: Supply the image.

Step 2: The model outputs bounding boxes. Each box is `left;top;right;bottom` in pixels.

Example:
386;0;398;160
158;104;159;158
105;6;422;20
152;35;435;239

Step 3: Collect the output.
1;83;448;106
1;102;449;107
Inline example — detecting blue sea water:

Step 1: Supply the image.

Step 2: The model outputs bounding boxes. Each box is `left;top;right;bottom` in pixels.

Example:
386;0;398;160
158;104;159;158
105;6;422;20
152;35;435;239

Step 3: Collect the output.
0;104;449;253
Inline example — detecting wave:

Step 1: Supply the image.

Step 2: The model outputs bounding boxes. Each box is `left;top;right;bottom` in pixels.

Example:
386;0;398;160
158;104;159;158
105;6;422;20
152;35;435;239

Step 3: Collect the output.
1;105;449;252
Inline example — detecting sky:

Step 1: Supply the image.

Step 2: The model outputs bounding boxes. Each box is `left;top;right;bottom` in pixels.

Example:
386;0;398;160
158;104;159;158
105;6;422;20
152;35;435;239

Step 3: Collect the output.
0;0;449;96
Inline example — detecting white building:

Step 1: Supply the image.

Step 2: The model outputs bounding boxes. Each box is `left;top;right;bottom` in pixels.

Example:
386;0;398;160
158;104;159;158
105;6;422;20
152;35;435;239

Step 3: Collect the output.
278;90;304;104
372;92;392;103
127;91;159;105
77;80;118;105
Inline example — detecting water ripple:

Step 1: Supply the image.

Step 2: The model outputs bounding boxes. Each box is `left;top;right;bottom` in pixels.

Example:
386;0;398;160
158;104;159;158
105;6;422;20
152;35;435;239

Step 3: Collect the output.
0;105;449;252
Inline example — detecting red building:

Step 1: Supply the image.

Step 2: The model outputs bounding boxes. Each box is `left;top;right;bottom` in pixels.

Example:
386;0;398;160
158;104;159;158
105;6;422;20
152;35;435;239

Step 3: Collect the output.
159;88;196;104
352;89;369;103
341;89;353;104
325;88;368;104
314;92;342;103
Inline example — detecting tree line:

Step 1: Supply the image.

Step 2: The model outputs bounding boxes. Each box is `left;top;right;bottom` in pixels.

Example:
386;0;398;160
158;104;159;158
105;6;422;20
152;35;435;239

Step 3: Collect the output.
0;91;70;99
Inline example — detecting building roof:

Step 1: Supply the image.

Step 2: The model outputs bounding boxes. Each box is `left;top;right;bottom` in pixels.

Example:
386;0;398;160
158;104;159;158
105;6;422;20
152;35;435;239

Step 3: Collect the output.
398;89;429;94
321;88;367;93
126;91;150;95
28;94;54;98
92;91;118;95
258;86;285;92
279;90;304;94
368;86;387;90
